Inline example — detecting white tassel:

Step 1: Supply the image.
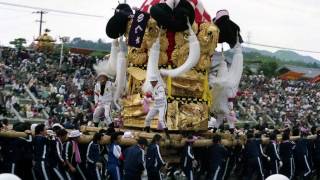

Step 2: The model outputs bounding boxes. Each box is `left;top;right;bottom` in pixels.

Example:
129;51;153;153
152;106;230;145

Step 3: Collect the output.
142;37;164;93
160;23;200;77
113;38;128;110
106;40;120;77
210;43;243;114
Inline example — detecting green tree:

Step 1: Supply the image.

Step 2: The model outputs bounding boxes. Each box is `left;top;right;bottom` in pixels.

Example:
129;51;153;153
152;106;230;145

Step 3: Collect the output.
243;65;253;75
9;38;26;50
258;60;279;77
89;51;108;59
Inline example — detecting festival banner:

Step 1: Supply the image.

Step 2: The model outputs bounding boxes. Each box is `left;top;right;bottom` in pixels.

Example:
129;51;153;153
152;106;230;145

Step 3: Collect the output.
128;10;150;48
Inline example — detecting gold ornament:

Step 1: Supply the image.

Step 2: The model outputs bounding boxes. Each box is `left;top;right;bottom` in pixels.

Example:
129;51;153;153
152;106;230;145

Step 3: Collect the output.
196;22;219;70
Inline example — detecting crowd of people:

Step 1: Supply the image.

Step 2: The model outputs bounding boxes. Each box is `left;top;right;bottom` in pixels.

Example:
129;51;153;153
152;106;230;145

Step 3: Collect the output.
1;46;320;180
1;121;320;180
0;47;101;128
239;74;320;129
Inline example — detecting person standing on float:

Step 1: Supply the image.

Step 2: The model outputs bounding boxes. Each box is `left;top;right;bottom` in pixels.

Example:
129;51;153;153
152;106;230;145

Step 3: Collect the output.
144;76;170;139
93;73;115;128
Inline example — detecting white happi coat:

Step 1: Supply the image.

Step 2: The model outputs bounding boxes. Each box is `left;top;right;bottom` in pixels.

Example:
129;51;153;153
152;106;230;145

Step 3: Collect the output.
94;81;114;105
145;83;167;129
93;81;115;124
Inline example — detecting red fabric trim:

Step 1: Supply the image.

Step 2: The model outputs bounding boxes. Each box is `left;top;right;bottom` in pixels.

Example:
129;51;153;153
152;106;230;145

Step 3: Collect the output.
203;11;211;22
119;153;125;161
166;31;175;64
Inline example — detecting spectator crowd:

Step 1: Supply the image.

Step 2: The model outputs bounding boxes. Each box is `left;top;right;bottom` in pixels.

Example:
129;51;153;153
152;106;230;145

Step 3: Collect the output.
0;47;101;129
239;74;320;129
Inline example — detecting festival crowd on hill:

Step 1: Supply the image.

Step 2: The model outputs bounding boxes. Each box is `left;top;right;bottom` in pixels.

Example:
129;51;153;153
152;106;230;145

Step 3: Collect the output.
0;47;100;128
238;74;320;130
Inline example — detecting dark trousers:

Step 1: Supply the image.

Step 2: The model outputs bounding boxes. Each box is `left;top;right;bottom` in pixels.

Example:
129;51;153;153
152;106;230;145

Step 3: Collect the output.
280;158;294;179
243;157;264;180
68;164;87;180
87;163;101;180
51;164;69;180
209;164;224;180
33;161;51;180
123;173;141;180
268;160;280;175
108;165;123;180
295;156;312;180
182;168;194;180
147;170;162;180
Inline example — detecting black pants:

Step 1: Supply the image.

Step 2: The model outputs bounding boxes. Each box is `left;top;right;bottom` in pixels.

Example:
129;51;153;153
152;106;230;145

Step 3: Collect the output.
87;163;101;180
182;168;194;180
280;158;294;179
51;164;69;180
268;160;280;175
33;161;51;180
123;173;141;180
147;170;162;180
243;157;264;180
68;164;87;180
209;164;224;180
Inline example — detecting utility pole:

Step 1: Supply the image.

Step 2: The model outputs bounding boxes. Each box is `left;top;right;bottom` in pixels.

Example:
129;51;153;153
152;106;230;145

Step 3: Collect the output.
33;10;47;36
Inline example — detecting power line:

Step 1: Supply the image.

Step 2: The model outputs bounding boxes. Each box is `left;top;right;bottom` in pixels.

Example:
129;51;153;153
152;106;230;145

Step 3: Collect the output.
0;2;105;18
244;42;320;54
1;1;319;55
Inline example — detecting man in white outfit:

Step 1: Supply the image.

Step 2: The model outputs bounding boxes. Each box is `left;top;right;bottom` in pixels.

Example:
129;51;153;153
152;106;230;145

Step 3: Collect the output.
144;76;170;138
93;74;115;128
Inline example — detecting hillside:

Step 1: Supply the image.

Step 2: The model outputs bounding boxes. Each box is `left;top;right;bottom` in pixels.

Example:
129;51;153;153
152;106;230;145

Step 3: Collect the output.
243;47;320;66
66;38;320;68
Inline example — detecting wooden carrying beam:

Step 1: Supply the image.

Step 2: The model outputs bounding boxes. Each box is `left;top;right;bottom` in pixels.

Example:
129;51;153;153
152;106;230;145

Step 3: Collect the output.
0;130;317;147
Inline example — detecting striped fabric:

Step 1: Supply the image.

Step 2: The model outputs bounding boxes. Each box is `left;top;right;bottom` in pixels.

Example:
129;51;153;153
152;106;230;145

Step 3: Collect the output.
140;0;211;23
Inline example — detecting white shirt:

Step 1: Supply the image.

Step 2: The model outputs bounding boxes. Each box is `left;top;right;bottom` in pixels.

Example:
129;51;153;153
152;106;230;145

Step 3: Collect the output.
151;83;166;108
94;81;114;104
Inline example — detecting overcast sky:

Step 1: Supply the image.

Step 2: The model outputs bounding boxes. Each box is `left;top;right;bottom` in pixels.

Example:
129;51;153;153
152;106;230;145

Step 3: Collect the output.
0;0;319;60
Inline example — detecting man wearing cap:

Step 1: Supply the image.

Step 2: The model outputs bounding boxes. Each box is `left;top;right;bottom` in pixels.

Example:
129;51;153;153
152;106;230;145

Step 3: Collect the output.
64;130;86;180
123;137;148;180
51;129;69;180
93;73;115;128
144;76;170;139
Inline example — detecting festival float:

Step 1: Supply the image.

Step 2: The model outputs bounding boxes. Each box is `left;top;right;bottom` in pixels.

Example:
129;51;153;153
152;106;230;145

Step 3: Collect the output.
34;28;56;54
104;0;244;132
1;0;246;151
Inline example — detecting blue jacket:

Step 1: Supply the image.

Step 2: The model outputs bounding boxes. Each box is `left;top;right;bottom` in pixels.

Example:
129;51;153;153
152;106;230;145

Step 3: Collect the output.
146;144;165;171
209;143;227;169
279;140;295;161
314;136;320;160
124;145;145;176
86;141;100;164
33;135;49;162
244;139;260;160
294;138;309;161
107;143;121;167
266;141;281;161
8;135;33;163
